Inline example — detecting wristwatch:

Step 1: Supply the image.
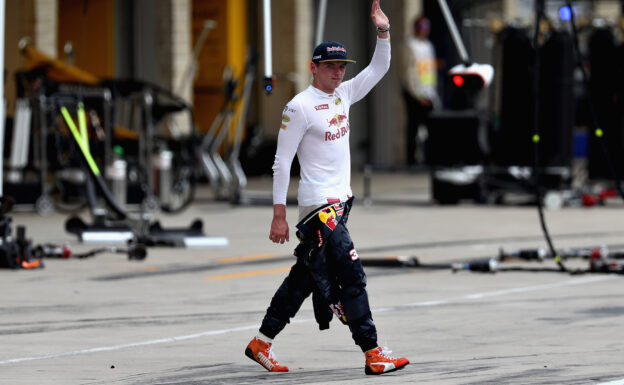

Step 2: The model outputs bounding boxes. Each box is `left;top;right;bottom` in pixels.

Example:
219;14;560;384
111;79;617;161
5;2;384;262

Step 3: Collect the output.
376;24;390;33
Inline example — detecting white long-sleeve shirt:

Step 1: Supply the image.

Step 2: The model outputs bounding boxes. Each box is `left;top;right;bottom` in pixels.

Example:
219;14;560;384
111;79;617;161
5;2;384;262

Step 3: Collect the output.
272;37;391;207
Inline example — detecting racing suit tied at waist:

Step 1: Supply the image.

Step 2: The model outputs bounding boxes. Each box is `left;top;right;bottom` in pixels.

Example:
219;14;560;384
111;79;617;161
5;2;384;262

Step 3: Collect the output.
294;197;354;329
296;197;353;244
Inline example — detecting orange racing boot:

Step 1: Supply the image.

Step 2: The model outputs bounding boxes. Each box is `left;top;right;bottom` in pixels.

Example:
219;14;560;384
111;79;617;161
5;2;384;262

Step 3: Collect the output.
245;337;289;372
364;346;409;375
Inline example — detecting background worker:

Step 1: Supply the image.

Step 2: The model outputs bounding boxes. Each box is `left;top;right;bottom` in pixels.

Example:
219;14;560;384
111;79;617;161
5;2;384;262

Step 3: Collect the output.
245;0;410;376
401;16;440;166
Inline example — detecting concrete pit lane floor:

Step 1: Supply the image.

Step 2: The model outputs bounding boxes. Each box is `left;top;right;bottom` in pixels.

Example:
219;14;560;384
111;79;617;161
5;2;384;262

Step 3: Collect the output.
2;172;624;384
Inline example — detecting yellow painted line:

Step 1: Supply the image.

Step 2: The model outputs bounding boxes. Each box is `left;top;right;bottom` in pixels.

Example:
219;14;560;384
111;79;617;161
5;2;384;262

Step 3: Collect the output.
216;253;277;264
206;266;291;281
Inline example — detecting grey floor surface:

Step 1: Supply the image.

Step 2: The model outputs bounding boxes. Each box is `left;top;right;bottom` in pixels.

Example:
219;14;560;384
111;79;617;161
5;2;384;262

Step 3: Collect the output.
2;171;624;384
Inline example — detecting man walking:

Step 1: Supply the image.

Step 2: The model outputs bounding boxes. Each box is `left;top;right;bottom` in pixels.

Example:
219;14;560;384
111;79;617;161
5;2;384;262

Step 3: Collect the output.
245;0;409;375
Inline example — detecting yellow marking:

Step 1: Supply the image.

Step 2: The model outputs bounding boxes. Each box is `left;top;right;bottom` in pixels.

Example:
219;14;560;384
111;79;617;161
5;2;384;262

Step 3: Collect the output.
217;253;276;264
206;267;291;281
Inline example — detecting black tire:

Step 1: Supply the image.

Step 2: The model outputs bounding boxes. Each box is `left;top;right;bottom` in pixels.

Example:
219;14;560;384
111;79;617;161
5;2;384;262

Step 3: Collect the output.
161;166;196;213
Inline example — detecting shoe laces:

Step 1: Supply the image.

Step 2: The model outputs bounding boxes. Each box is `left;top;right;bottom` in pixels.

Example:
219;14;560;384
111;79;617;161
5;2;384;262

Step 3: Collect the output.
378;347;393;359
265;345;279;362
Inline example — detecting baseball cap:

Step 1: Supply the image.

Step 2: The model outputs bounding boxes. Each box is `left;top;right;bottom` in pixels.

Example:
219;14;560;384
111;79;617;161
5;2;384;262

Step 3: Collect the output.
311;41;356;63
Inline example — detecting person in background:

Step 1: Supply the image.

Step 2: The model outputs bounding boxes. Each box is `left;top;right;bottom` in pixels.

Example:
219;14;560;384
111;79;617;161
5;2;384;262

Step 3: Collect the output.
401;16;439;166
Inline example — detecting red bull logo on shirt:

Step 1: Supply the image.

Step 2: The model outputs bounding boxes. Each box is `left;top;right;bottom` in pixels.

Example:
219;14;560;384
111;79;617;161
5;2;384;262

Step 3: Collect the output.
332;203;344;217
327;114;347;127
318;206;337;230
325;126;349;141
325;114;349;141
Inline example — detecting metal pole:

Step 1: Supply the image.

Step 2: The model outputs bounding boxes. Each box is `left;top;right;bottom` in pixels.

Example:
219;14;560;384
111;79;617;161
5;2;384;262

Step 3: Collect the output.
263;0;273;93
143;92;154;194
0;0;5;196
436;0;471;65
176;20;215;97
315;0;327;46
363;164;372;206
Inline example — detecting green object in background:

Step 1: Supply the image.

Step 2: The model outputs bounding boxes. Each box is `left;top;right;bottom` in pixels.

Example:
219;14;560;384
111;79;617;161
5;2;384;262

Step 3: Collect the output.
60;104;101;176
113;145;124;157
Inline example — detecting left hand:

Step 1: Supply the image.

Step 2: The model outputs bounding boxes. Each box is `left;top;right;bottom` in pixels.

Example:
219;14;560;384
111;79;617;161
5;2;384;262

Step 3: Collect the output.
370;0;389;30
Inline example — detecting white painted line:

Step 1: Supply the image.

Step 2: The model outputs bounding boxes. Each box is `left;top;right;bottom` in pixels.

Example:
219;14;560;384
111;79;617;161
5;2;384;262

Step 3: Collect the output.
597;380;624;385
0;324;260;365
184;237;229;248
0;275;616;366
375;275;617;313
81;231;134;243
462;275;614;300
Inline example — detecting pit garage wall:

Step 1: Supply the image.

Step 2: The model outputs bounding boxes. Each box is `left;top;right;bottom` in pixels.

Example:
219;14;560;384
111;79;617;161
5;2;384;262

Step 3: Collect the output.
18;0;428;168
4;0;36;119
22;0;622;169
192;0;247;135
58;0;114;78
